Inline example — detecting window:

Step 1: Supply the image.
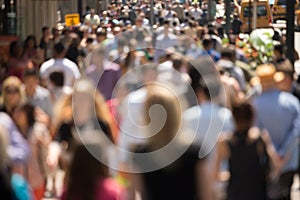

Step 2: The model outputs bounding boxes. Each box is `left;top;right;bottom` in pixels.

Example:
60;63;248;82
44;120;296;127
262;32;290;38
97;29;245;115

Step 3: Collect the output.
0;0;17;35
243;5;267;18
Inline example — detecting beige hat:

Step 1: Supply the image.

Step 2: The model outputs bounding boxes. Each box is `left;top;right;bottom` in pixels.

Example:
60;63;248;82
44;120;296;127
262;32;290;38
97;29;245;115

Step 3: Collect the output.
250;64;285;86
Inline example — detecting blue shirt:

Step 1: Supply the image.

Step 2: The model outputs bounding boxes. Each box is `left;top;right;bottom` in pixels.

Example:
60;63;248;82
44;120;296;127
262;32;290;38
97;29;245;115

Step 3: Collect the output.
183;102;234;158
200;48;221;62
253;89;300;172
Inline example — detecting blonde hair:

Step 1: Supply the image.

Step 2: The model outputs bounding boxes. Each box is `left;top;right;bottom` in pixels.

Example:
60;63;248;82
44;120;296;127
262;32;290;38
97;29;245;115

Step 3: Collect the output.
53;78;118;142
145;84;182;149
1;76;23;106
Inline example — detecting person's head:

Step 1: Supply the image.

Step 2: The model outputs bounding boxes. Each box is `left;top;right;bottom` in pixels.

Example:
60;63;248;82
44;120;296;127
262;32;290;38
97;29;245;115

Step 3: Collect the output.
102;10;108;17
49;71;64;88
24;35;37;50
12;103;35;136
232;101;254;132
42;26;50;38
96;29;107;43
53;42;66;58
66;143;109;200
52;26;60;38
163;20;170;34
188;57;221;103
135;17;143;27
112;26;122;36
145;84;181;149
202;34;213;50
276;59;294;92
141;63;158;83
91;46;105;65
221;46;236;62
23;68;39;97
1;76;23;113
90;8;95;16
9;40;23;58
172;53;183;71
251;64;285;91
273;44;285;62
72;78;111;126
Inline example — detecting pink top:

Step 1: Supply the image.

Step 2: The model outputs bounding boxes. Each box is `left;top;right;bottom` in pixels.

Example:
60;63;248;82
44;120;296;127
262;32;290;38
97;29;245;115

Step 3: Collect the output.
61;178;126;200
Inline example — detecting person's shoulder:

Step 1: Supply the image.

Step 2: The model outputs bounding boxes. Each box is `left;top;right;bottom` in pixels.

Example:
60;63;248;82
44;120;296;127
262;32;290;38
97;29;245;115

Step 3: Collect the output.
280;90;300;106
217;105;233;117
62;58;78;67
36;85;50;97
40;59;55;71
183;105;201;120
104;60;120;71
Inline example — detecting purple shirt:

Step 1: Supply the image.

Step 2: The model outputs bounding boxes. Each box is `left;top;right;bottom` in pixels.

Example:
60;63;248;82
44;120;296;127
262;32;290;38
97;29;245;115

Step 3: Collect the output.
0;112;29;164
86;60;121;100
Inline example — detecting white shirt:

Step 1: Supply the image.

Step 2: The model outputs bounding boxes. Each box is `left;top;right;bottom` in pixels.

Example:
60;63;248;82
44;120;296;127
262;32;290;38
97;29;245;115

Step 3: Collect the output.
84;14;100;26
118;88;148;161
40;58;81;87
190;7;203;20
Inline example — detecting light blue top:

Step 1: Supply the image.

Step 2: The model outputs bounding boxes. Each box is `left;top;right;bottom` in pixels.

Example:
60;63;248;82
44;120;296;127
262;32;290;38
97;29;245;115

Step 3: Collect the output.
253;89;300;172
0;112;29;164
11;174;32;200
183;102;234;158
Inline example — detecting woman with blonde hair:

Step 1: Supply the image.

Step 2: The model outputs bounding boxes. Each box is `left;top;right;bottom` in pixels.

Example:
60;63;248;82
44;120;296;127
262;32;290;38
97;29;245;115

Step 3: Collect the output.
130;84;212;200
47;78;118;174
0;76;24;114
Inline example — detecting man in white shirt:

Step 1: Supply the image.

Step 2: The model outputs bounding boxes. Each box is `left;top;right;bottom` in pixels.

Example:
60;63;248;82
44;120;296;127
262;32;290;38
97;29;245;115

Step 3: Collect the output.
84;9;100;27
189;3;203;24
40;42;81;88
154;21;178;63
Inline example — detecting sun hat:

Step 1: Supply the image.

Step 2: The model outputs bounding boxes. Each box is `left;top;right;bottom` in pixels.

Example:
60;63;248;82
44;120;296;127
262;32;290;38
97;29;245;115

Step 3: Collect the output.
250;64;285;87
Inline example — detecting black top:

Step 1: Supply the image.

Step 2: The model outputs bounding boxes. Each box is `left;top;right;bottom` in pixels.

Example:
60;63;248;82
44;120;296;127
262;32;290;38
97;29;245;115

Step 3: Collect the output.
227;134;269;200
0;170;14;200
134;144;203;200
55;118;113;150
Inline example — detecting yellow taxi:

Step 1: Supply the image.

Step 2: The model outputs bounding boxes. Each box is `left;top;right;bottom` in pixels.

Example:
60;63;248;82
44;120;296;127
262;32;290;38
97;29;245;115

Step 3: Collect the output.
240;0;272;33
272;0;299;22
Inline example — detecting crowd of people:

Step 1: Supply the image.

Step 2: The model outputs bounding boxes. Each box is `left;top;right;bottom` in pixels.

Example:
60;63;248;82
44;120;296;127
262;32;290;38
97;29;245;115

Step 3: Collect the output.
0;0;300;200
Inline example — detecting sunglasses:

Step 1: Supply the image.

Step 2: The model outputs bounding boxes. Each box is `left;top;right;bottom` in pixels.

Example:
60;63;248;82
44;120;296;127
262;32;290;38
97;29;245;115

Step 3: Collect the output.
5;87;19;94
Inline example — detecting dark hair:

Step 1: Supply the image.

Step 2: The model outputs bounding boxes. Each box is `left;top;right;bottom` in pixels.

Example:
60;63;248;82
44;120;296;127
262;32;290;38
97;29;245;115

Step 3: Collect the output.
42;26;49;33
274;44;284;56
66;144;109;200
86;37;94;44
52;26;59;35
232;101;254;132
49;71;64;87
14;103;35;129
221;46;236;61
24;35;38;50
54;42;65;55
96;29;107;37
9;40;23;57
202;35;212;47
188;58;221;99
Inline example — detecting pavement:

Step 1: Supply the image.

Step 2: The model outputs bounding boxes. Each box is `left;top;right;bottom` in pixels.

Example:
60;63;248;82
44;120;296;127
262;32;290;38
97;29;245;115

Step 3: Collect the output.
42;171;299;200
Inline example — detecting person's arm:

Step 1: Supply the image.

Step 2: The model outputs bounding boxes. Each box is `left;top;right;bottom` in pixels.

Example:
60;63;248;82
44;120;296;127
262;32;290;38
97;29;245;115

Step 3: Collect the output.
196;160;213;200
46;141;61;170
278;103;300;157
261;129;288;174
128;173;145;200
211;138;228;182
